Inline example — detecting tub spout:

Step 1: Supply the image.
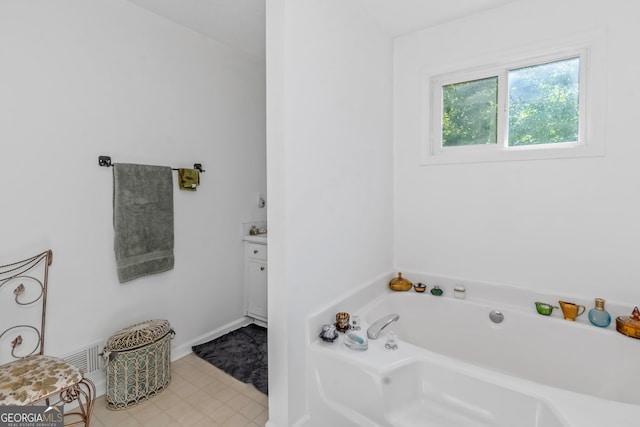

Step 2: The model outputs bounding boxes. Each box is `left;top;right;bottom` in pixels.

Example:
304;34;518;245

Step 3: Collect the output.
367;313;399;339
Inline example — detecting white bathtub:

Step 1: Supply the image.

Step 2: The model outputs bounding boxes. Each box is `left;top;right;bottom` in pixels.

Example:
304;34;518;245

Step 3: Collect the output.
306;280;640;427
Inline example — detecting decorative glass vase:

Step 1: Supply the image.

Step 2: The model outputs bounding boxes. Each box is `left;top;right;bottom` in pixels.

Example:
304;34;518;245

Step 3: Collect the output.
388;272;412;291
588;298;611;328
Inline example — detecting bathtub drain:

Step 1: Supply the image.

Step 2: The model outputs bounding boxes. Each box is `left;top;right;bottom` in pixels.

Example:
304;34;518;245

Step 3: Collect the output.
489;310;504;323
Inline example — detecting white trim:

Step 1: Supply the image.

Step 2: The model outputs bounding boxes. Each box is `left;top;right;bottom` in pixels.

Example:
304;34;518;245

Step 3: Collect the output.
173;316;254;360
421;29;606;165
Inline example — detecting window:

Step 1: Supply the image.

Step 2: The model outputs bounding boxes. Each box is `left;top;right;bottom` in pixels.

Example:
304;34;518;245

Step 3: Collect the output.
423;36;605;165
507;57;580;147
442;76;498;147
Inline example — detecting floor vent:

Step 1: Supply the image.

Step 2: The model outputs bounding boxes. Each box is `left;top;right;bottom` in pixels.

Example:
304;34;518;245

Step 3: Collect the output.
62;342;104;374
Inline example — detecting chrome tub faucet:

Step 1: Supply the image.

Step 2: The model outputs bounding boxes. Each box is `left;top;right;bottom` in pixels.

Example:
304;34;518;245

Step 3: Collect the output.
367;313;399;339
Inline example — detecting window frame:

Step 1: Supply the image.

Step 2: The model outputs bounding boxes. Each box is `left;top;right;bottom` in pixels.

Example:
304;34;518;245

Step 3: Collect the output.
421;33;605;165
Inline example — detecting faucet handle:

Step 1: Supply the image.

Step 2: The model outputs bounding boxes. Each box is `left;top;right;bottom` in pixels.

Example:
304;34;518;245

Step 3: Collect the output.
319;324;338;342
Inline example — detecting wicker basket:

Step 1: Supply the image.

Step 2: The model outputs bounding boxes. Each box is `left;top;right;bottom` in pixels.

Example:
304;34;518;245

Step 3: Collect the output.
104;319;174;410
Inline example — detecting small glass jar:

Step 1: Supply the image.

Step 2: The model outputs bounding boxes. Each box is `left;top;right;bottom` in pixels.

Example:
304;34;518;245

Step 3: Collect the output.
351;315;361;330
336;312;350;331
430;285;443;296
385;330;398;350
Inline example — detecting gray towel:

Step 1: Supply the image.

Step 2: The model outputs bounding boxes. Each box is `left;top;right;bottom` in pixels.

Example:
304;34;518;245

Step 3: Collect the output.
113;163;174;283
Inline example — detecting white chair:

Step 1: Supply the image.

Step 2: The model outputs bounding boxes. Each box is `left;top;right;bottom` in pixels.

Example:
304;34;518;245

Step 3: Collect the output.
0;250;95;426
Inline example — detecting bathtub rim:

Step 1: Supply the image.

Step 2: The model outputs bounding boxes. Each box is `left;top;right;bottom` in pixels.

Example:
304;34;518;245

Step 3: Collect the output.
307;270;635;344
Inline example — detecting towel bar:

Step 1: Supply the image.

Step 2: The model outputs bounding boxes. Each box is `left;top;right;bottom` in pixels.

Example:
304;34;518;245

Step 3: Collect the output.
98;155;204;173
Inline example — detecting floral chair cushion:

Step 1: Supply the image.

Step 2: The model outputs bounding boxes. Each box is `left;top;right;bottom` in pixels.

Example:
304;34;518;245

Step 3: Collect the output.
0;355;83;406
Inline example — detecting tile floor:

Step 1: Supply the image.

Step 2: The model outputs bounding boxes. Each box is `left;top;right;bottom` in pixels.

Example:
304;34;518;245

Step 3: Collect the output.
85;353;269;427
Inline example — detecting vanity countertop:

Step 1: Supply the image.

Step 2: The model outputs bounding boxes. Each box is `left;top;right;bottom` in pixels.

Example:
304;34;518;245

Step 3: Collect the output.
244;234;267;244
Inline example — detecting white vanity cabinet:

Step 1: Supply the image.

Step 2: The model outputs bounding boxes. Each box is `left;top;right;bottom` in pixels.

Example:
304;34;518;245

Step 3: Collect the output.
244;239;267;322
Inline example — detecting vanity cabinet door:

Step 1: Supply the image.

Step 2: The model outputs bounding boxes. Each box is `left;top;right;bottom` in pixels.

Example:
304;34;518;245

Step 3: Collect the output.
246;259;268;322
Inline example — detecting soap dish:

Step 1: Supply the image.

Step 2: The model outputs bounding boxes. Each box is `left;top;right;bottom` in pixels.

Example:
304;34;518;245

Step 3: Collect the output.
344;332;368;351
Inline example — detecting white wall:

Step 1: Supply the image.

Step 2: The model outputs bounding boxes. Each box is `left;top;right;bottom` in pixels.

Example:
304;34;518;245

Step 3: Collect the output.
267;0;640;424
394;0;640;303
266;0;394;425
0;0;266;359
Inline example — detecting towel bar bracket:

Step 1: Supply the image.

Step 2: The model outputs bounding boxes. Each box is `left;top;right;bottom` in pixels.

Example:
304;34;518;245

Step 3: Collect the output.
99;155;112;167
98;155;204;173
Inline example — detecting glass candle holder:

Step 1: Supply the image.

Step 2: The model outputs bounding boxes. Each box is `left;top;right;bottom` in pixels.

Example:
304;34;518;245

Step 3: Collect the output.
336;312;350;331
385;330;398;350
351;315;361;330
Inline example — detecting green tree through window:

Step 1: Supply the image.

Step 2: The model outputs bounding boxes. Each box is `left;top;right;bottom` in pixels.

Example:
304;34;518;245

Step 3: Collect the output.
508;57;580;146
442;77;498;147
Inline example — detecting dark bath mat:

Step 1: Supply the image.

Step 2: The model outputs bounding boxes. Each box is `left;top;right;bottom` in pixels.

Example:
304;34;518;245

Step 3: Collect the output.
192;324;268;395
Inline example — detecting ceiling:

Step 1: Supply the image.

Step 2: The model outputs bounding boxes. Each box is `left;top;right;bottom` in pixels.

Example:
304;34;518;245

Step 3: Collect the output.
129;0;266;58
128;0;517;60
353;0;517;37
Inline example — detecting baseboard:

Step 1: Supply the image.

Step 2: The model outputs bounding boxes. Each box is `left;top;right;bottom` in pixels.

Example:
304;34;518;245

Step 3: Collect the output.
172;316;253;360
62;372;105;411
88;372;106;401
251;317;268;329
